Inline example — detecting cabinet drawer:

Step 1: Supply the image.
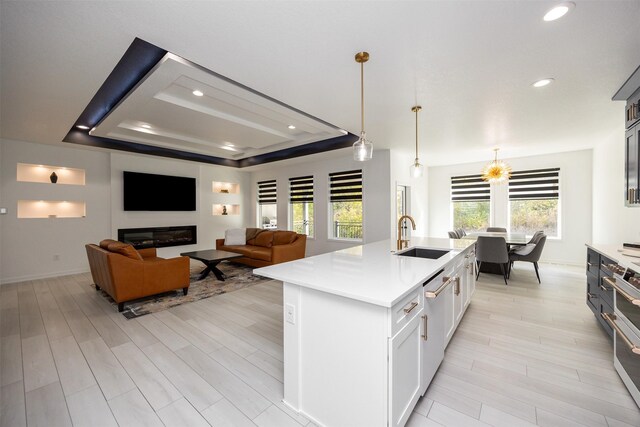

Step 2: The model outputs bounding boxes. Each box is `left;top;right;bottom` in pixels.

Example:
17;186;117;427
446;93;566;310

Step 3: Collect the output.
597;299;614;340
586;273;599;313
390;288;423;337
586;249;599;277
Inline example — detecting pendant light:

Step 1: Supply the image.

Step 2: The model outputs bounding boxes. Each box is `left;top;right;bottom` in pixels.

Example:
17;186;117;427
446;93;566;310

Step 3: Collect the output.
410;105;424;178
481;148;511;184
353;52;373;161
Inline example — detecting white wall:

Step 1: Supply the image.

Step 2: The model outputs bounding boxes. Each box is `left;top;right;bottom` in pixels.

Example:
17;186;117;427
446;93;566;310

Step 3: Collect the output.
389;149;429;239
428;149;593;265
0;139;252;283
110;153;251;259
0;138;112;283
592;130;640;245
250;150;392;256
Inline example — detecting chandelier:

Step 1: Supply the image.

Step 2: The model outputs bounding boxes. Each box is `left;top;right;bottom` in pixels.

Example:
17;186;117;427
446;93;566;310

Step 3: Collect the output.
481;148;511;184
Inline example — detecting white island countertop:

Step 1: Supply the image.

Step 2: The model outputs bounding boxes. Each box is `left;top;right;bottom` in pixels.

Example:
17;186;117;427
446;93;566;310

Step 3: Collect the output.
254;237;474;308
586;243;640;271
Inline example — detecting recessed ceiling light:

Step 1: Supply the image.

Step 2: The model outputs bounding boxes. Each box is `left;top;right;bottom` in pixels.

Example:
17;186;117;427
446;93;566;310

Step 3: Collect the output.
532;78;554;88
288;125;296;130
141;124;151;129
76;125;90;130
192;90;204;97
221;146;236;151
543;2;575;22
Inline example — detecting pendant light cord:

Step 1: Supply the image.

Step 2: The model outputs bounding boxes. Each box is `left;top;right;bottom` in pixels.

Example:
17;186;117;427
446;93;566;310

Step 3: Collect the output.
360;61;365;132
415;108;419;159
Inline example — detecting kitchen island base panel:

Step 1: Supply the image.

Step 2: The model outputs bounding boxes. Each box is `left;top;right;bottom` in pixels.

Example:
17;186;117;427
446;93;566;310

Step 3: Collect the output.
283;282;389;427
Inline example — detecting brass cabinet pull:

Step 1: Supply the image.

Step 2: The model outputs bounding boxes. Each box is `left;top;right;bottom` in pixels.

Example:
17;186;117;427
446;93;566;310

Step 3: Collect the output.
601;313;640;355
421;315;428;341
586;262;596;268
403;301;419;314
425;276;454;299
604;276;640;306
587;292;597;299
454;277;460;296
599;284;609;292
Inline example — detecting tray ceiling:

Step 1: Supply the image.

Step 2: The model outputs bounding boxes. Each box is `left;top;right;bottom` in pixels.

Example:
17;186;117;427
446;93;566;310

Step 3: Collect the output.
65;38;355;167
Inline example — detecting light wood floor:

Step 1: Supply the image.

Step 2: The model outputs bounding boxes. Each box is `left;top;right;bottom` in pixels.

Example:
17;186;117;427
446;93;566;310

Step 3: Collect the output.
1;263;639;427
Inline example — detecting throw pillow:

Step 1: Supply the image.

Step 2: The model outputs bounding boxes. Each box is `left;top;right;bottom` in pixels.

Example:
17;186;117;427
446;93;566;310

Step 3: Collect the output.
99;239;118;249
107;242;143;261
225;228;246;246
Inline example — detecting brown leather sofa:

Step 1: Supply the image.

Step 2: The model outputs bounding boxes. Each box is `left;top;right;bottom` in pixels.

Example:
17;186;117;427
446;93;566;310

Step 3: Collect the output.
85;239;190;312
216;229;306;268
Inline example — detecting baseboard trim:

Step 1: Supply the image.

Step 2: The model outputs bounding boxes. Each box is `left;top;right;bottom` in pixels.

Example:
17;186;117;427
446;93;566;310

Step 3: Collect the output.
0;268;90;285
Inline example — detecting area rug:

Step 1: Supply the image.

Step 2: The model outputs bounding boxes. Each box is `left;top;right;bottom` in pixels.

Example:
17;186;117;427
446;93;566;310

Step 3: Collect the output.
93;261;271;319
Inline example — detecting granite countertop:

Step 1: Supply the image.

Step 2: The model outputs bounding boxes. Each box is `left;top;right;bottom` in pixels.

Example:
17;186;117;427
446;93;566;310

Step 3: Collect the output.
254;237;475;307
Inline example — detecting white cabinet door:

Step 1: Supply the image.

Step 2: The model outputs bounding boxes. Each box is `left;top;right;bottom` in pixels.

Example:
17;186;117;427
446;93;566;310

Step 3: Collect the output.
389;309;422;427
467;252;476;305
421;293;444;395
442;275;456;345
454;267;465;325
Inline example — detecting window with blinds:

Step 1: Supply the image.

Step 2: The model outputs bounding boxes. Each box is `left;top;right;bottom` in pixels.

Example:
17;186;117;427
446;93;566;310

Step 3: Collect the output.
289;176;314;204
289;176;314;237
329;169;362;202
509;168;560;237
508;168;560;200
329;169;363;240
451;174;490;202
257;180;277;205
257;180;277;229
450;174;490;233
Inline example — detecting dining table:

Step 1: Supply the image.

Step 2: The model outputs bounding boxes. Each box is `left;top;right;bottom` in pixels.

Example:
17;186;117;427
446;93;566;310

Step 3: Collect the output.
462;231;529;247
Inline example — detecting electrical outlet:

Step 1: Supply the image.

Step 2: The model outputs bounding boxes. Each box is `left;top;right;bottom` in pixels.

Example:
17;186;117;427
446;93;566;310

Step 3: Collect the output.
285;304;296;324
0;207;6;215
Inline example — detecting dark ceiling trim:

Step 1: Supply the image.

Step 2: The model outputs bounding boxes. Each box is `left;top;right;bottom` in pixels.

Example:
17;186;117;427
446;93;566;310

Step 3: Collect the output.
65;129;239;167
63;37;357;168
72;38;167;129
239;134;357;168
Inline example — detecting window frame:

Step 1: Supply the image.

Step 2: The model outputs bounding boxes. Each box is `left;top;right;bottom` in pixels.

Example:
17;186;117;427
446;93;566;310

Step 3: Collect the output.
257;179;278;229
507;168;561;239
289;175;315;238
450;174;491;233
328;169;363;242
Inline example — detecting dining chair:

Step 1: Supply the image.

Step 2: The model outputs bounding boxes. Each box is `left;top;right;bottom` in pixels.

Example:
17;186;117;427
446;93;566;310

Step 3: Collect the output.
509;235;547;283
456;228;467;237
528;230;544;244
475;236;509;285
448;231;459;239
486;227;507;232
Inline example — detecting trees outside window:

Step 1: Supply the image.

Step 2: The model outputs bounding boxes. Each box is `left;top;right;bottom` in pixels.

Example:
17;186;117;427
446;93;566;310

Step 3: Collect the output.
453;201;490;232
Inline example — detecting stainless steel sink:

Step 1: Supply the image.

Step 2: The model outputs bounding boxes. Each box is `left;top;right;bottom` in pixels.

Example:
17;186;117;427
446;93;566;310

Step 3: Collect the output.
396;248;451;259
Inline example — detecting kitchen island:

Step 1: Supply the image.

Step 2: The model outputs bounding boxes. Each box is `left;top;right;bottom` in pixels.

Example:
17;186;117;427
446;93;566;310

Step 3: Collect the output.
254;237;476;427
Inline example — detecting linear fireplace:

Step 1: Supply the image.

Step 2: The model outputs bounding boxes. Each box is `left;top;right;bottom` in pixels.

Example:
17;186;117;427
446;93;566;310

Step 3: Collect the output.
118;225;197;249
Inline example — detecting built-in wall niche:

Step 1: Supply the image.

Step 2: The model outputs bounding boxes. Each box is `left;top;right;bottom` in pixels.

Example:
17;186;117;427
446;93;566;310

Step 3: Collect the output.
17;163;86;185
213;204;240;216
17;200;86;219
212;181;240;194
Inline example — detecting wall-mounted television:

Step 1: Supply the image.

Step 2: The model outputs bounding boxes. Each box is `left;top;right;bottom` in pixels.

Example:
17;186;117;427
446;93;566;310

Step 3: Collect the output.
123;171;196;211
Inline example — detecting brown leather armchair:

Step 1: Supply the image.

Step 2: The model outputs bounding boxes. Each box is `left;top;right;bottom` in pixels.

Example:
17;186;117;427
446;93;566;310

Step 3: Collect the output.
85;240;190;312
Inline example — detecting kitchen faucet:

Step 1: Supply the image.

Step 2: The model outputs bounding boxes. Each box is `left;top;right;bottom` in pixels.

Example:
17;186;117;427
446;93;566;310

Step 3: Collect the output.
397;215;416;250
